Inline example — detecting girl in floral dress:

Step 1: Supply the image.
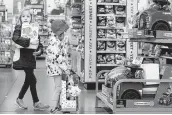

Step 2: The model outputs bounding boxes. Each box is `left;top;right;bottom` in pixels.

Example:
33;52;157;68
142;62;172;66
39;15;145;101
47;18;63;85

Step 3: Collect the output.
46;19;70;113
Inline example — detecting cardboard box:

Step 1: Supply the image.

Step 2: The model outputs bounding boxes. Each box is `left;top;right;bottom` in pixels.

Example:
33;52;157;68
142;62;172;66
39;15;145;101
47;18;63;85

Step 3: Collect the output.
102;84;112;98
16;23;39;49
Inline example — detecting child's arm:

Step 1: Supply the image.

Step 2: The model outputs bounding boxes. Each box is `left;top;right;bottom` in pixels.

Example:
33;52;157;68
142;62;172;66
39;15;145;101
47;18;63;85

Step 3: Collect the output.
34;36;43;56
12;25;30;48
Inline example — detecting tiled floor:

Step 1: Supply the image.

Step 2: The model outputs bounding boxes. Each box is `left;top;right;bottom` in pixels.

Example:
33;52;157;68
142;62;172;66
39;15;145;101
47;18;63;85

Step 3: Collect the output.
0;60;111;114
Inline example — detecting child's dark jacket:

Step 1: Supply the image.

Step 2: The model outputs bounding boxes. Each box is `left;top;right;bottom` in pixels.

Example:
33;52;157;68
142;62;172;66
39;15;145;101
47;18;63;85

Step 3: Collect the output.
12;25;42;70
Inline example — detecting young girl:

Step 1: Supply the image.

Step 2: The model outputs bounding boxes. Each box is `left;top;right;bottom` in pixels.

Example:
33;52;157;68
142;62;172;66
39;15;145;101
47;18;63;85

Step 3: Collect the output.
46;19;70;113
12;7;49;110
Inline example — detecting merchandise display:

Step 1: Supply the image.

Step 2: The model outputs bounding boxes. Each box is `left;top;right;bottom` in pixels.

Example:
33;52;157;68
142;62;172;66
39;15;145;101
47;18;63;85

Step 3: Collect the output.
2;0;172;114
96;0;127;72
0;22;13;67
68;0;85;81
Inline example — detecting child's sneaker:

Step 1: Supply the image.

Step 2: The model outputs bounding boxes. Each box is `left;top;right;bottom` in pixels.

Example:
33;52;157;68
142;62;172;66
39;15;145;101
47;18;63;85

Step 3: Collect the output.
34;102;50;110
16;98;28;109
50;105;61;114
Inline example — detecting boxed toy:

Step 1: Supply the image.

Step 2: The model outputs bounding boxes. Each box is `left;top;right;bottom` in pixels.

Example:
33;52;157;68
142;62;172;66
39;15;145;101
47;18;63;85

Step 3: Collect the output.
97;16;106;26
60;74;81;112
116;41;126;51
115;6;126;15
105;54;116;64
16;23;39;49
107;29;116;38
116;17;125;27
105;5;114;14
107;16;116;27
97;29;106;38
97;41;106;51
106;41;116;51
97;5;106;14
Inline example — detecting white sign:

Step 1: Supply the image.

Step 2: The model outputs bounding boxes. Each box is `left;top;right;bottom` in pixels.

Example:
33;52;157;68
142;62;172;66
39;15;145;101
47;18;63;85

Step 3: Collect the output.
127;0;138;61
84;0;97;82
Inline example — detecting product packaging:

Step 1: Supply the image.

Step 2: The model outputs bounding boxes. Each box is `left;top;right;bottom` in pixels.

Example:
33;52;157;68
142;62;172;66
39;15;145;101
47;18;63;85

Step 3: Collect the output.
107;16;116;27
97;6;106;14
105;5;114;14
97;16;107;26
107;29;116;38
116;17;125;27
106;54;116;64
116;41;126;51
16;23;39;49
106;41;116;51
97;41;106;51
97;29;106;38
97;54;106;64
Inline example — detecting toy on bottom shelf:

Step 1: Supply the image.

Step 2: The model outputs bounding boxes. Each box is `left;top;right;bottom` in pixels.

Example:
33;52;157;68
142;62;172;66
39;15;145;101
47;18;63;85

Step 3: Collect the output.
0;23;12;37
60;73;81;111
159;87;172;106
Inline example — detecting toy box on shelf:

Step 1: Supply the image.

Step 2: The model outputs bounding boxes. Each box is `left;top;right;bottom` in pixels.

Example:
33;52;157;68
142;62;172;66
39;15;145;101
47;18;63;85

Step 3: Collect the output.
0;22;13;68
96;0;128;84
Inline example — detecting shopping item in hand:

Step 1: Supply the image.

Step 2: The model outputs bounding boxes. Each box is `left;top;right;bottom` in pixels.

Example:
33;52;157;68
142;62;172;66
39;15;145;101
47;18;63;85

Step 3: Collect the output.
16;23;39;49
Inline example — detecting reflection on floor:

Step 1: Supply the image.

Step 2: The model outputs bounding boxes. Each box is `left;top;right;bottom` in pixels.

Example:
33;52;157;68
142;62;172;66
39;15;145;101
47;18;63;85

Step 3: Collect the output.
0;60;111;114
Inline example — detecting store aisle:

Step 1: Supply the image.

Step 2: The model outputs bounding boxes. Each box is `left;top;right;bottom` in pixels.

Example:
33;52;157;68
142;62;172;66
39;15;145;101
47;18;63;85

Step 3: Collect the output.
0;60;110;114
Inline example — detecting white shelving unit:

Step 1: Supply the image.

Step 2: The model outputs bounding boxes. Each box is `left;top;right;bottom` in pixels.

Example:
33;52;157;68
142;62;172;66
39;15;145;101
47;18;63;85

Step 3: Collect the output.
84;0;138;85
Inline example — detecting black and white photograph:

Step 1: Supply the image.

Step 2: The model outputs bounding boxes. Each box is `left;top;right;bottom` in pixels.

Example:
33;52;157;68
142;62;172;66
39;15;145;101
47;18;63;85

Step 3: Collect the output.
1;0;172;114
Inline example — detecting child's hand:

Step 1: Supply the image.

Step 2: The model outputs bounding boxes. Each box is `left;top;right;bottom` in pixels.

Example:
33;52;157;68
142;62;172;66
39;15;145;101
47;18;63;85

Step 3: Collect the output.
66;69;71;75
30;39;39;45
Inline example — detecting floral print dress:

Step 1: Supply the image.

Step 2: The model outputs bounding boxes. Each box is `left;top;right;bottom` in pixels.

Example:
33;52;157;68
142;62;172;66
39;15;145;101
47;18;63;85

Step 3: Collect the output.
46;35;69;77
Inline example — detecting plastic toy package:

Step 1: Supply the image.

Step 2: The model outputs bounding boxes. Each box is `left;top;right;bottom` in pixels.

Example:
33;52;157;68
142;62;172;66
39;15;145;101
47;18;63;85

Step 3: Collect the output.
97;16;106;26
116;41;126;51
97;6;106;14
116;29;124;39
107;16;116;27
0;23;12;37
105;5;114;14
107;29;116;38
116;53;125;65
116;17;125;27
60;73;81;111
106;41;116;51
159;87;172;106
97;54;106;64
112;0;119;3
97;41;106;51
115;6;126;15
97;29;106;38
105;54;116;64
